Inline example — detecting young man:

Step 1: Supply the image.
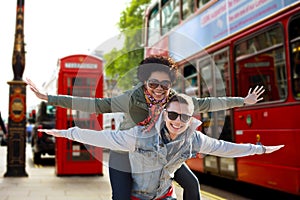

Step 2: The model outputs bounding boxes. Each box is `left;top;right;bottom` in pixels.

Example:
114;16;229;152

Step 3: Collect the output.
41;94;284;200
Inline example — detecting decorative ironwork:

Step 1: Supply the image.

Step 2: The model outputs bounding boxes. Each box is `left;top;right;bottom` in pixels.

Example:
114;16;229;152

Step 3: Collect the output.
12;0;25;81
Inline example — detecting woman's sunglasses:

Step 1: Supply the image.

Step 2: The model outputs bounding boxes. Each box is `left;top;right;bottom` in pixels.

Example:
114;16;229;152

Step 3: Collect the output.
146;79;171;90
165;110;191;123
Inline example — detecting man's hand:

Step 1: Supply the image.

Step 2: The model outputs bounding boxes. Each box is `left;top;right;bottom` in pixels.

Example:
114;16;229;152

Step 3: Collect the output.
264;145;285;154
25;78;48;101
38;129;63;137
244;85;265;105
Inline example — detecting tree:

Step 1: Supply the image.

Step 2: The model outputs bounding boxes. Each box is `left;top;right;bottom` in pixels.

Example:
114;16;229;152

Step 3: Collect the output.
104;0;151;90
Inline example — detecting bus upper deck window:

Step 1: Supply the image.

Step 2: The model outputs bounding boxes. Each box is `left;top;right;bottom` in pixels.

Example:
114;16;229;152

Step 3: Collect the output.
198;0;210;8
182;0;195;20
162;0;180;35
148;5;160;45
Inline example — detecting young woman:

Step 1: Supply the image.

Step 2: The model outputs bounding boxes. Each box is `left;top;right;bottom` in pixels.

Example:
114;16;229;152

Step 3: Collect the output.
41;93;283;200
26;55;264;200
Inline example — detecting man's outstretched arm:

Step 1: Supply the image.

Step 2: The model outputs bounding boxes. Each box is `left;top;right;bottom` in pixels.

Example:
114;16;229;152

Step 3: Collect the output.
40;127;136;151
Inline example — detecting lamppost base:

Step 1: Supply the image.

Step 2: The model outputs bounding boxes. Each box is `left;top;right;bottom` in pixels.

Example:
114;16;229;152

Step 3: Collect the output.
4;166;28;177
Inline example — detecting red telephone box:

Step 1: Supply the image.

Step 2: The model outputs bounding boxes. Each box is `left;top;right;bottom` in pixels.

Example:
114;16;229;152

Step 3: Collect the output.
55;54;103;176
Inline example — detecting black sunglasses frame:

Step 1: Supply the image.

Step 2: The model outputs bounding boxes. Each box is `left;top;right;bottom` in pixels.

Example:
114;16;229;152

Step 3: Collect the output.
165;110;191;123
146;79;171;90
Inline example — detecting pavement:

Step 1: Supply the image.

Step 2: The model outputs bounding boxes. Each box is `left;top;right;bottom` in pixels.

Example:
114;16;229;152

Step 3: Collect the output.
0;145;222;200
0;145;183;200
0;145;112;200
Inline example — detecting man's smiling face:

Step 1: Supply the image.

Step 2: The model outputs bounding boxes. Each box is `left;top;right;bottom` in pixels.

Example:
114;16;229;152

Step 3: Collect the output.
164;101;193;140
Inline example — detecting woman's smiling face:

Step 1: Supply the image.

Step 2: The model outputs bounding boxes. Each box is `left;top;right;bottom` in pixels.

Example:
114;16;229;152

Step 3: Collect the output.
145;71;171;101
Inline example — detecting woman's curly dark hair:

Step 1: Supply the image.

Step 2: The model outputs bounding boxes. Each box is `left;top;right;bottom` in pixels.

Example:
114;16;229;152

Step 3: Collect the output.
137;55;178;83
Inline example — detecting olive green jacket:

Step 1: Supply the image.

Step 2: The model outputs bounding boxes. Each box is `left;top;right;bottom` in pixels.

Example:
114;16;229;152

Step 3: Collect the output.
48;83;244;130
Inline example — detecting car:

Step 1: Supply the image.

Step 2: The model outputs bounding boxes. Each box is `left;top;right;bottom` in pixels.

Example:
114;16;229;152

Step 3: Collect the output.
103;113;124;130
31;102;56;164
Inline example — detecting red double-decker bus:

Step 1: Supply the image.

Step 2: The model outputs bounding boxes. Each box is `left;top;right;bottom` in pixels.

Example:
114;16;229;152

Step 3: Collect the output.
143;0;300;195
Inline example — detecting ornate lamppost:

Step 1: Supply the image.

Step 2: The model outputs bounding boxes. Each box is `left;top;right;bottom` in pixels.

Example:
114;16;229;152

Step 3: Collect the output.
4;0;28;177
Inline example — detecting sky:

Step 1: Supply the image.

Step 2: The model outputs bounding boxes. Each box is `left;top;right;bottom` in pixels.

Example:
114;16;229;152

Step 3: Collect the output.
0;0;130;121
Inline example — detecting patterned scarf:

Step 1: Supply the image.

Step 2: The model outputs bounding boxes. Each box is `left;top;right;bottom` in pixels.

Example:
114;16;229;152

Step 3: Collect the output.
138;87;170;132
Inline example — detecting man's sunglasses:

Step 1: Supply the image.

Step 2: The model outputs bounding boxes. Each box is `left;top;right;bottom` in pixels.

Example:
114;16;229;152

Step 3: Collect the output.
165;110;191;123
146;79;171;90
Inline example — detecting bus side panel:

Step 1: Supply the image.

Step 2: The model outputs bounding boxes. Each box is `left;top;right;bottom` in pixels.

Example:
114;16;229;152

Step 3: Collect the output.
235;129;300;195
186;157;204;173
237;159;299;195
145;36;169;57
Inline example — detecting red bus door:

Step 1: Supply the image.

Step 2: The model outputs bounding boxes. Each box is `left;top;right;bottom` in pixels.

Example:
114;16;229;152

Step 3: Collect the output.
234;54;286;189
55;54;103;176
237;55;279;101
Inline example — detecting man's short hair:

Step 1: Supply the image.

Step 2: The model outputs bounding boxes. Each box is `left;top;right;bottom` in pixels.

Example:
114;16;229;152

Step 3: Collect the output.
165;94;194;114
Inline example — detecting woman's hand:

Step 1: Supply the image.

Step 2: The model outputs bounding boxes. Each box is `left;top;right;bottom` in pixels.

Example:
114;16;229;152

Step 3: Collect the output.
38;129;63;137
244;86;265;105
264;145;285;154
25;78;48;101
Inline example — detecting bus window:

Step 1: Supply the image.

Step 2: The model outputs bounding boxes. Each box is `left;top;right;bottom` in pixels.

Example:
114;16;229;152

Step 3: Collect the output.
212;49;232;142
199;58;212;98
184;63;198;97
197;0;211;8
196;50;231;141
213;49;229;97
289;15;300;99
235;25;287;102
148;4;160;46
161;0;180;35
197;58;213;136
182;0;195;20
